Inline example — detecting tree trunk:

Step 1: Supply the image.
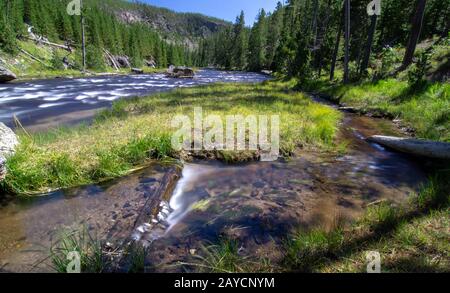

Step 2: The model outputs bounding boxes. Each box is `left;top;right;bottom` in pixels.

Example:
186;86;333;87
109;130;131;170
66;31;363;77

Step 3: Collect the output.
360;14;378;76
368;135;450;159
343;0;350;83
315;0;333;75
81;0;86;72
311;0;319;49
401;0;427;69
330;3;344;81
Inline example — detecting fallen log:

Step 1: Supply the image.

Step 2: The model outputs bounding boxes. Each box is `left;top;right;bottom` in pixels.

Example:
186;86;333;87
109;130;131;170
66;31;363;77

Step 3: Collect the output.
367;135;450;159
18;48;47;66
22;36;72;52
103;48;120;71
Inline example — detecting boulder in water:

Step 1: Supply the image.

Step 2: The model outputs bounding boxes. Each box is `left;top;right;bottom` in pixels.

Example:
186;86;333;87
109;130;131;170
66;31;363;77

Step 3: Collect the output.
0;66;16;83
166;66;195;78
0;123;19;181
368;135;450;159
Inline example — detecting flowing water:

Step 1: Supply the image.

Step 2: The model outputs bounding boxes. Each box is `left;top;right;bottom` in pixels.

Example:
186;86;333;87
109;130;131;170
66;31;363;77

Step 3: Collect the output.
0;70;269;131
0;73;428;272
142;113;427;271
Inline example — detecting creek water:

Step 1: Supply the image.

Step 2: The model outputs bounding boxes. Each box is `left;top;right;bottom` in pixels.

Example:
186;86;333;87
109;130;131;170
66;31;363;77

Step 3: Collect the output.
0;111;427;272
0;73;428;272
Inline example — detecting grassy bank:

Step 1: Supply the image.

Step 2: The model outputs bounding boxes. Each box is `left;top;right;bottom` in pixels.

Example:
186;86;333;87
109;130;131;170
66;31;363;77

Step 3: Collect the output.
304;79;449;142
300;39;449;143
0;40;167;81
2;79;342;195
284;172;449;273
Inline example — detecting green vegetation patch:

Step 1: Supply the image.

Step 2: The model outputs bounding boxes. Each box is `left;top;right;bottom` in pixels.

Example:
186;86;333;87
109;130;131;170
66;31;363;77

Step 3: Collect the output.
3;80;341;195
307;78;449;142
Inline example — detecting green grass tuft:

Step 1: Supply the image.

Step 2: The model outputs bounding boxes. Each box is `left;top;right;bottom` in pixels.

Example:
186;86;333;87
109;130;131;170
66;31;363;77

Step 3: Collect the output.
50;228;108;273
283;171;450;273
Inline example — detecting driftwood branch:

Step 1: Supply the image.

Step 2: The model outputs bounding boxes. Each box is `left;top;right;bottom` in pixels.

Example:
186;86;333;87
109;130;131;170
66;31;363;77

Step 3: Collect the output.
103;48;120;71
22;36;72;52
18;48;48;66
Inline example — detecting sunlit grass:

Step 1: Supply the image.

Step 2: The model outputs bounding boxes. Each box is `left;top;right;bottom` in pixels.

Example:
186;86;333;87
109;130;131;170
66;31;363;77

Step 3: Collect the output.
50;228;107;273
181;238;276;273
283;173;450;273
308;78;449;142
3;80;342;194
49;227;149;273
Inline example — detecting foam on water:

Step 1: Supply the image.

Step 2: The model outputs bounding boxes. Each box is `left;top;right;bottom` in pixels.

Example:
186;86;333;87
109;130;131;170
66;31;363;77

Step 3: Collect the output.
38;102;72;108
0;70;271;127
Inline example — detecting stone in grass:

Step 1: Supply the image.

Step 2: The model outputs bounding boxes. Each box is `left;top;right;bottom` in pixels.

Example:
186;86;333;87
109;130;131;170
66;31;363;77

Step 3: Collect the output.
0;66;16;83
0;123;19;181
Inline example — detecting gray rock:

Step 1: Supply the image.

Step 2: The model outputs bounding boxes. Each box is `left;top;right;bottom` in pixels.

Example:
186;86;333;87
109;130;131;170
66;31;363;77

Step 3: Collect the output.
0;156;6;181
0;123;19;181
0;66;16;83
0;123;18;157
114;56;131;68
166;66;195;78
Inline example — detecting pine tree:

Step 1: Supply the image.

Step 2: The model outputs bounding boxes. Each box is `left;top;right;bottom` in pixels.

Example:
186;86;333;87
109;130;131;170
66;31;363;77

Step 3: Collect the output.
231;11;247;70
266;2;283;70
0;0;18;54
86;44;105;70
247;9;268;71
273;0;299;74
8;0;25;36
402;0;428;69
56;5;74;41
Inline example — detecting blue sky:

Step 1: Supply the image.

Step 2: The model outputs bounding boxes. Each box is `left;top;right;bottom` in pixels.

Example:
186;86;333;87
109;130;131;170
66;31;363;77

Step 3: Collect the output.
141;0;282;24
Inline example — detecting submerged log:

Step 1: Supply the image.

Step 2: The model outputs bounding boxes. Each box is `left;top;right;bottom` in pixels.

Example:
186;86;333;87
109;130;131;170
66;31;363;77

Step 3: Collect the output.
368;135;450;159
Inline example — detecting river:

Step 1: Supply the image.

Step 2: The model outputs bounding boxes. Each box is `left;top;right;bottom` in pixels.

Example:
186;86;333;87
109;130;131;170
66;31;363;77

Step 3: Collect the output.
0;70;269;131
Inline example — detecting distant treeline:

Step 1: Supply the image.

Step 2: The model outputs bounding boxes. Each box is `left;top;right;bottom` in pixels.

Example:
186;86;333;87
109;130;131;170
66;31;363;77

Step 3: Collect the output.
0;0;197;69
1;0;448;73
197;0;449;78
